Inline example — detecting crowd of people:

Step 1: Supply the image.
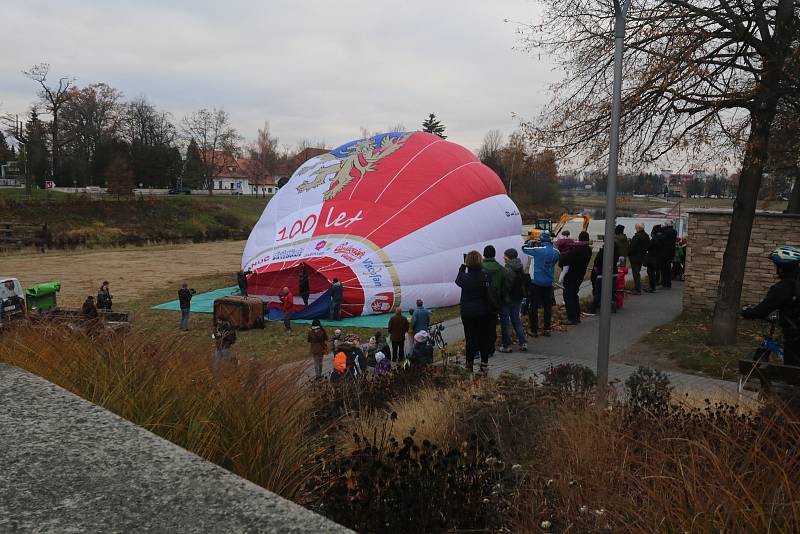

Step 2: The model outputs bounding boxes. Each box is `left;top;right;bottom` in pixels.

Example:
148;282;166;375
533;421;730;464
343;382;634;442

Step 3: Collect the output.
173;218;800;385
455;221;687;374
190;222;691;378
304;307;435;381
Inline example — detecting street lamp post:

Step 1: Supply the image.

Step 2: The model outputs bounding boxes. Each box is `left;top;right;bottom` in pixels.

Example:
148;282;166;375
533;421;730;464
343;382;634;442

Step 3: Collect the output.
597;0;631;396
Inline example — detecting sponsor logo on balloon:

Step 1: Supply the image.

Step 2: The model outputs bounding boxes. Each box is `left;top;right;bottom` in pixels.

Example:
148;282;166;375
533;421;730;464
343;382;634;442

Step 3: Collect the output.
370;292;394;313
249;255;272;269
334;242;365;262
361;258;386;287
272;248;303;261
295;133;411;201
315;240;328;251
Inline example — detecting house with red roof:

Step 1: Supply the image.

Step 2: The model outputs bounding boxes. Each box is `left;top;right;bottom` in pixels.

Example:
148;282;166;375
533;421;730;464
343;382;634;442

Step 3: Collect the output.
204;151;278;195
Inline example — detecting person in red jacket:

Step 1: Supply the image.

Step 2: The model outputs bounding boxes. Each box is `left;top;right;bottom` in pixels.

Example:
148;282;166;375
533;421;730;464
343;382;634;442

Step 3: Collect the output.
614;256;629;310
280;286;294;332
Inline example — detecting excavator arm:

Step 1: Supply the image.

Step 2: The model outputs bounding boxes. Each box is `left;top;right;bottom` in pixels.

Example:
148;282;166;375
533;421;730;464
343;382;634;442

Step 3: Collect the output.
552;213;591;237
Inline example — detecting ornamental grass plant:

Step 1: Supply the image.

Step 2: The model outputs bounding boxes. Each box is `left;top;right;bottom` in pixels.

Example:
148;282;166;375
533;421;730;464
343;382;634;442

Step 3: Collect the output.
0;325;323;499
3;326;800;533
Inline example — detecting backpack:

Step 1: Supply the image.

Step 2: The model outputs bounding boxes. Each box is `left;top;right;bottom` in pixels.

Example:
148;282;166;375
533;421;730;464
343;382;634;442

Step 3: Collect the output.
508;268;525;302
484;272;501;315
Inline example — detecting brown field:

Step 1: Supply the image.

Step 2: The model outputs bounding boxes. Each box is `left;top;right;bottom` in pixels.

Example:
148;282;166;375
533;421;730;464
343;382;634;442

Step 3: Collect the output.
4;240;246;307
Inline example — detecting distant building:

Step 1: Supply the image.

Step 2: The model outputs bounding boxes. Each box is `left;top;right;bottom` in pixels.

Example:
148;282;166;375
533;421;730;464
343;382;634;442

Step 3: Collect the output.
660;168;708;197
204;151;278;195
0;161;22;187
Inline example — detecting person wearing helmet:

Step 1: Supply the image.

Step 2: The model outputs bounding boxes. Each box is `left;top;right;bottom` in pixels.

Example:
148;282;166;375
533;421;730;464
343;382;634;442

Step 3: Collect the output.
741;245;800;366
522;231;560;337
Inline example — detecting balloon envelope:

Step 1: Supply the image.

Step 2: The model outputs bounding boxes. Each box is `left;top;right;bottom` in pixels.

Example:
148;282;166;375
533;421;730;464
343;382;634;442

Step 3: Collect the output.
242;131;522;317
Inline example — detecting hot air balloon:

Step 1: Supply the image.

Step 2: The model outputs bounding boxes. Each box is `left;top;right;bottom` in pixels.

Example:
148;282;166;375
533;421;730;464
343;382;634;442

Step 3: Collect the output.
242;131;522;318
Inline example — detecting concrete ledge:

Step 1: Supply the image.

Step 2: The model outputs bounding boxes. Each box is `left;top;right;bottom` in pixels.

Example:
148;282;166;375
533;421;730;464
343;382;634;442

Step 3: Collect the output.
0;363;350;533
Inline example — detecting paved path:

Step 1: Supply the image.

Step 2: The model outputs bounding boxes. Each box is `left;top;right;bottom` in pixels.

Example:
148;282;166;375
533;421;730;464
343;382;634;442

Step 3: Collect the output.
447;282;744;399
315;282;748;401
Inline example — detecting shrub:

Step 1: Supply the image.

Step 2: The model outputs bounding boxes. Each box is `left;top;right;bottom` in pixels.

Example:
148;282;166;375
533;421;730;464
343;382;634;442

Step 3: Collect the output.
310;365;460;429
624;366;673;411
309;419;516;533
542;363;597;394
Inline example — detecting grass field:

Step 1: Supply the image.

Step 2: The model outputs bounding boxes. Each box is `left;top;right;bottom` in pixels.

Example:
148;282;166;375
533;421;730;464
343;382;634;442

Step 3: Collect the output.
641;311;764;379
126;272;462;368
0;190;270;248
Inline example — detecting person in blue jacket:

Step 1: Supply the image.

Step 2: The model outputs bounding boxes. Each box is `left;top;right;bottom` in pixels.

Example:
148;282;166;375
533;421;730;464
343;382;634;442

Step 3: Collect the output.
522;232;560;337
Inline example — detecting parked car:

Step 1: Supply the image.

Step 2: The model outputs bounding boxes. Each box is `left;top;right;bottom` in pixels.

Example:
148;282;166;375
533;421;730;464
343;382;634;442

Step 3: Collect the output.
168;186;192;195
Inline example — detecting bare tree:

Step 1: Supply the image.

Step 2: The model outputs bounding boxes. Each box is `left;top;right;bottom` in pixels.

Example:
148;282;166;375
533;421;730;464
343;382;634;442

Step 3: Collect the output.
61;83;124;185
124;97;176;148
295;138;327;153
767;97;800;212
477;129;505;161
522;0;799;344
248;121;282;173
181;108;240;194
478;129;507;188
502;131;528;195
124;97;180;187
24;63;74;181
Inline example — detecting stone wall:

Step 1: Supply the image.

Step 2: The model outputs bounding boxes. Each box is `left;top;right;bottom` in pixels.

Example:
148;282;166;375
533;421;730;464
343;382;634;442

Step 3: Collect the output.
0;363;351;533
684;209;800;311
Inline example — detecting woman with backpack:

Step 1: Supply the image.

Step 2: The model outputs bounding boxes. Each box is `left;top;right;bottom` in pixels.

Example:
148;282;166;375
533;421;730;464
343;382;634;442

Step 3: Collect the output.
456;250;495;374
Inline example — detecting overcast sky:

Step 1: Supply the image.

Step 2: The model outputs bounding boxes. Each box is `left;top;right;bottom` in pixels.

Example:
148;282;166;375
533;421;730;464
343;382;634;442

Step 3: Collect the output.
1;0;560;153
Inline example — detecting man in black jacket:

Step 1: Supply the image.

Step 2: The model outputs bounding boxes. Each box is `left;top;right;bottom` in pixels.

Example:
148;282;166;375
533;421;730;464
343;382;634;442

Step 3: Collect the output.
741;246;800;366
559;231;593;324
299;263;310;306
645;225;666;292
661;221;678;289
237;269;253;296
628;223;650;295
178;283;196;331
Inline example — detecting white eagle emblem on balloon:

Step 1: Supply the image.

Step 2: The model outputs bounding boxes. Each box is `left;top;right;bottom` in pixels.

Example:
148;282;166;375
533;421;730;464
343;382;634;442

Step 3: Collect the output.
296;133;411;201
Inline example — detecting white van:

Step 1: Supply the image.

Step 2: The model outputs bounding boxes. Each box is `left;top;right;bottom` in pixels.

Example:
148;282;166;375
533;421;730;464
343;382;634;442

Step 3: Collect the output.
1;277;25;326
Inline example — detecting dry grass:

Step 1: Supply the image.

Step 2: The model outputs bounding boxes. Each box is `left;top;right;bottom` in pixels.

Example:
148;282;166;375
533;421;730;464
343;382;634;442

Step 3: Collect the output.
5;320;799;532
532;398;800;533
340;386;469;453
672;384;762;415
0;325;326;499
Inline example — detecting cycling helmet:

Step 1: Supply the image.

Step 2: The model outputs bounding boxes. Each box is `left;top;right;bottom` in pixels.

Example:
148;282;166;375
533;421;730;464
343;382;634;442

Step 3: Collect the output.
768;245;800;266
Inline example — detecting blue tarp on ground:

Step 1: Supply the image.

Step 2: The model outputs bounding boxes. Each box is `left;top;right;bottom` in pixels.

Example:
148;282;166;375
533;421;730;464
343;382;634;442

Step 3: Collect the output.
152;286;240;313
152;286;396;329
265;289;332;321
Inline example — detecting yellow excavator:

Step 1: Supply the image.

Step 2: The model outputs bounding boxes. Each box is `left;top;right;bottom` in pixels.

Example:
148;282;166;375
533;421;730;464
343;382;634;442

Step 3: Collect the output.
526;212;591;243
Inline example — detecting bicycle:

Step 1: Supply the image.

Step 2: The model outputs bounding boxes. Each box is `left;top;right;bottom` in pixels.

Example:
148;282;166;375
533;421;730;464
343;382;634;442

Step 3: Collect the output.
428;322;450;366
737;312;787;396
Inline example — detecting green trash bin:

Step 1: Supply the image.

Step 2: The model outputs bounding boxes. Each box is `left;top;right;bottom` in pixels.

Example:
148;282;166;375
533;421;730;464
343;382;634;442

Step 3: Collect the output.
25;280;61;312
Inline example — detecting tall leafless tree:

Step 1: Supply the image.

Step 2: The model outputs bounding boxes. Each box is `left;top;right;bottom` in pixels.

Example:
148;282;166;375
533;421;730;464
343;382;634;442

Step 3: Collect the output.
248;121;282;174
521;0;799;344
767;96;800;212
23;63;74;181
61;83;124;185
181;108;240;195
